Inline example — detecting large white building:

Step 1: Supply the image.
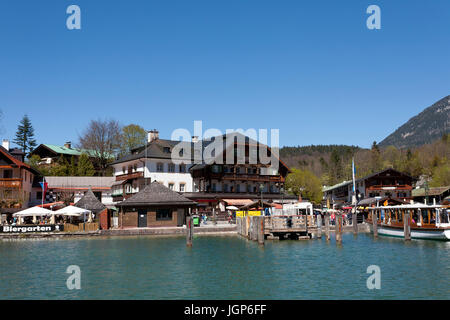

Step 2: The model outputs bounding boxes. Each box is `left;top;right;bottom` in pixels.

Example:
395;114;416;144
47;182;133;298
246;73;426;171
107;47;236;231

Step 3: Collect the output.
110;130;194;201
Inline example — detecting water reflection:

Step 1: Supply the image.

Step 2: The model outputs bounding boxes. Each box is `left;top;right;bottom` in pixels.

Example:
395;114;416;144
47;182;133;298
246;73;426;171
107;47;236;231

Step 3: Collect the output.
0;234;449;299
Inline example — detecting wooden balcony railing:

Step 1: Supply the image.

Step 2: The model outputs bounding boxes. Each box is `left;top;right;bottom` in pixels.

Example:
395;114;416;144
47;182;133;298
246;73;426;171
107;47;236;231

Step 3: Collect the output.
367;185;412;191
115;171;143;181
210;173;283;182
0;178;22;188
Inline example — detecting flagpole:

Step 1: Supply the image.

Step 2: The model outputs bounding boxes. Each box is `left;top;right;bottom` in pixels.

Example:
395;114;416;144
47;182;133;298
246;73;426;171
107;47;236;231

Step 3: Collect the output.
352;158;358;234
41;177;44;208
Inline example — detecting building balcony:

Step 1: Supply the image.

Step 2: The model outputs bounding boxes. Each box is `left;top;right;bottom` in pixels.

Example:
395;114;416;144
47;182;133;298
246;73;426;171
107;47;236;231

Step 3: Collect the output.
367;185;412;191
115;171;143;181
209;173;283;183
0;178;22;189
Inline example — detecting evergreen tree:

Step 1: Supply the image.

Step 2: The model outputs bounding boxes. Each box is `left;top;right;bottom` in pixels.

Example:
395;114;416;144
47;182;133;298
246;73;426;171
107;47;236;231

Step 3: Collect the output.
77;153;96;176
50;155;70;176
328;149;343;185
370;141;383;172
13;115;37;156
69;156;77;176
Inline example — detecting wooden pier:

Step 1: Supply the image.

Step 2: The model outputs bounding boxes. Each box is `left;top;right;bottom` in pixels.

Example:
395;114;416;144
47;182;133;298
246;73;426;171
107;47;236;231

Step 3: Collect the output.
237;215;318;241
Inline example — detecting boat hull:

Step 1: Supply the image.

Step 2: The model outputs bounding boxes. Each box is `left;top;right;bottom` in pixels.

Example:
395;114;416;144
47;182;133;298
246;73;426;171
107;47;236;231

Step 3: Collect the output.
369;224;450;241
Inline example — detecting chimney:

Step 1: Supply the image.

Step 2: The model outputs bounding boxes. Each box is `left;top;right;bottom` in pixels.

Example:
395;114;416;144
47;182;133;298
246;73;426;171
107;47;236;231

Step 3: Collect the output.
2;139;10;151
148;129;159;143
192;136;199;143
64;141;72;149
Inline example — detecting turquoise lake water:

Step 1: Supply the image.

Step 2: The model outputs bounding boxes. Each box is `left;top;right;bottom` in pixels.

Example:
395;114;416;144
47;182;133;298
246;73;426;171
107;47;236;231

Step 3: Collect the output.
0;233;449;299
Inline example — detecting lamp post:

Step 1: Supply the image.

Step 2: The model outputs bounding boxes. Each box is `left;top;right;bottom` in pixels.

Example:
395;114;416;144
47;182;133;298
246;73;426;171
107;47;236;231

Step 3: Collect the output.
259;183;265;215
280;186;285;215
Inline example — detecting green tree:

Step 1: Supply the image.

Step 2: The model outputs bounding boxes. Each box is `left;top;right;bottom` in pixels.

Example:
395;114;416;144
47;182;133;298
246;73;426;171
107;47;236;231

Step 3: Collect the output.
13;114;37;156
69;156;77;176
49;155;70;176
328;149;343;185
27;154;41;169
285;168;323;204
77;153;95;176
430;163;450;187
120;124;147;156
370;141;383;173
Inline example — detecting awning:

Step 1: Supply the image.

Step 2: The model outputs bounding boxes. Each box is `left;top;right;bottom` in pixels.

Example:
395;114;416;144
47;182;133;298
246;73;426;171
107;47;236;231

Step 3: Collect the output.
112;180;127;186
37;201;65;208
224;199;253;206
240;201;276;210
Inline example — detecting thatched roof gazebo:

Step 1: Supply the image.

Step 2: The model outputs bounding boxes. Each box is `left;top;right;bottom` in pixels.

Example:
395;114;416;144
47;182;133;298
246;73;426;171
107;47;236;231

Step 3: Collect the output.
75;187;106;214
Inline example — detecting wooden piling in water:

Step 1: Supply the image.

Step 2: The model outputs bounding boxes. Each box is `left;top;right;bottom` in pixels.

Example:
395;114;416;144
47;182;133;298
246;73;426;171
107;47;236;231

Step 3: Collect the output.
352;209;358;235
250;216;256;241
372;210;378;238
317;214;322;238
404;210;411;241
325;212;330;241
336;214;343;243
257;216;265;245
186;216;193;247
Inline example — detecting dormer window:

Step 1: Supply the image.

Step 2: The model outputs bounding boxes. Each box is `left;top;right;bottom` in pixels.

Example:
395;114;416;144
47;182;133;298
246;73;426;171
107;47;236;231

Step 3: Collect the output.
163;147;171;153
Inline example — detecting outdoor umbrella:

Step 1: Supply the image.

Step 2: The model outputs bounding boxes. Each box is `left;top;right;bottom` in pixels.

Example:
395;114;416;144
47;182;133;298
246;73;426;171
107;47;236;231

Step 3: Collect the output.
226;206;239;210
13;206;52;217
53;205;91;217
13;206;53;225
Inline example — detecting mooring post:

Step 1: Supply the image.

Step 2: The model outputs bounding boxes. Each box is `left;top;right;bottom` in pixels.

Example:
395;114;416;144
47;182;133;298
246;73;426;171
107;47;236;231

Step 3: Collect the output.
257;216;265;245
186;215;193;247
251;216;257;241
404;210;411;241
325;212;330;240
336;214;343;244
305;212;308;237
352;209;358;235
248;216;252;240
372;210;378;238
317;214;322;238
236;216;241;235
249;216;255;240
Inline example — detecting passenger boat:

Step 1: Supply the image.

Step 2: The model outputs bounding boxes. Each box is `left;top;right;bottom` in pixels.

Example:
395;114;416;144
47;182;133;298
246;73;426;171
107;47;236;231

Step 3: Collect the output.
367;204;450;241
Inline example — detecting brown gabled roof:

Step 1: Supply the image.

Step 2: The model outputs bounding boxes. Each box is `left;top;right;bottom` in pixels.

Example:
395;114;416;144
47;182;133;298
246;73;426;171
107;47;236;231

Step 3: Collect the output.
117;181;196;207
0;146;40;175
359;168;416;182
74;188;107;213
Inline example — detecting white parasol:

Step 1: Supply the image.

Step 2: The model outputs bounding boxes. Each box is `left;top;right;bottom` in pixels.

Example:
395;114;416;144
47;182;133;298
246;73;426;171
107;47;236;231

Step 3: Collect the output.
13;206;52;217
53;205;91;217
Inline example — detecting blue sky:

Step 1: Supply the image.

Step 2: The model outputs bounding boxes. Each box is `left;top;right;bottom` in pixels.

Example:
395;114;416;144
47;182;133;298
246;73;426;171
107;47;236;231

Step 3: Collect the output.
0;0;449;149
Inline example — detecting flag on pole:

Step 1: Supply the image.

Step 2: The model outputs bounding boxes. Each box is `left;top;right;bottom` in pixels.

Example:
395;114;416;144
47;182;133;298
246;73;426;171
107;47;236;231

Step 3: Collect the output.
39;178;48;205
352;158;356;193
